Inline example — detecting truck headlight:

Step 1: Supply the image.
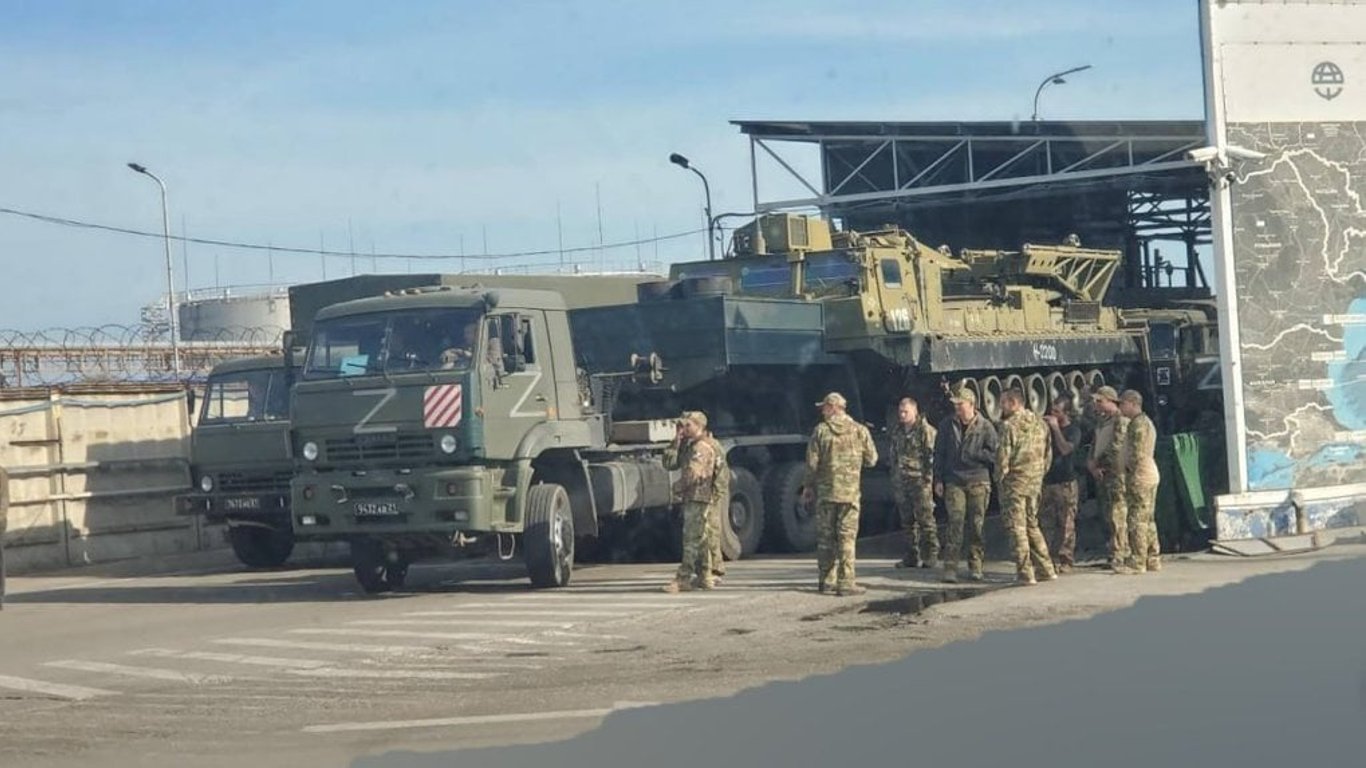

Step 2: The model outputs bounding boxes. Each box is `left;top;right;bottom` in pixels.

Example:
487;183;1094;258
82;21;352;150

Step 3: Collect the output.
439;434;458;454
302;441;319;461
199;475;214;493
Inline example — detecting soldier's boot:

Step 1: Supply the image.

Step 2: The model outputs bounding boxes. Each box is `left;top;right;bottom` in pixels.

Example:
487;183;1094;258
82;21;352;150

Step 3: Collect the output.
967;571;985;582
817;580;829;594
1146;558;1162;572
710;571;725;585
1126;558;1147;574
696;578;717;591
835;584;867;597
894;555;920;569
662;579;694;594
940;567;959;584
920;550;939;569
1056;560;1073;575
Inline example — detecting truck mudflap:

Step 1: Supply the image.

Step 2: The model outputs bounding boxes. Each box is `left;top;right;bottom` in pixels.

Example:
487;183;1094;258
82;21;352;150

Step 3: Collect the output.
175;493;290;525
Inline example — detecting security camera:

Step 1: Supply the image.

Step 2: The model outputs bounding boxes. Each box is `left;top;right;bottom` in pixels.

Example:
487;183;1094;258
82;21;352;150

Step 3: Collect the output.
1187;146;1219;163
1225;144;1267;161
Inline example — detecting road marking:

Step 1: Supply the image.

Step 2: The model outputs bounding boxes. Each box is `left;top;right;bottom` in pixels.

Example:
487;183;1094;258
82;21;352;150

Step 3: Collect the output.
213;638;441;655
348;619;575;629
302;701;659;734
286;668;504;681
130;648;329;669
504;593;741;602
404;608;638;617
289;629;570;645
0;673;117;701
43;660;230;685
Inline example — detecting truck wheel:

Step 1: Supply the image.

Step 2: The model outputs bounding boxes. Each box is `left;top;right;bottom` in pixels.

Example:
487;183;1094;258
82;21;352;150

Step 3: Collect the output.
525;483;575;588
722;468;765;560
228;526;295;569
763;462;818;553
351;540;389;595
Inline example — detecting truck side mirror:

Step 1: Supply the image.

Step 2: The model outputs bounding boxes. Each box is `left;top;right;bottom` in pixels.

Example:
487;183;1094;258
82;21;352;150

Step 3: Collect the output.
281;330;300;369
186;388;198;420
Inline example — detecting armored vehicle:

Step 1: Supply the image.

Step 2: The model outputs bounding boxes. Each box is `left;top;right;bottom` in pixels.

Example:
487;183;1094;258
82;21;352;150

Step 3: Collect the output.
286;216;1219;591
177;354;296;568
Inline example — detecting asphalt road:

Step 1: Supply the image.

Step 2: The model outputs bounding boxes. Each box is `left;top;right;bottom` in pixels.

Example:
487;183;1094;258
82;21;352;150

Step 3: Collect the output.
1;538;1360;768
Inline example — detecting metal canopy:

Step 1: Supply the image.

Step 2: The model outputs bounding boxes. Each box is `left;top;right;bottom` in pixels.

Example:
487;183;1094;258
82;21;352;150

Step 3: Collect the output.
732;119;1213;295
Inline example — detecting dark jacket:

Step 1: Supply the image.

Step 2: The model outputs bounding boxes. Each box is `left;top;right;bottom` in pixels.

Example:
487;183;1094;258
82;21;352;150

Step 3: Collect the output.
933;413;998;486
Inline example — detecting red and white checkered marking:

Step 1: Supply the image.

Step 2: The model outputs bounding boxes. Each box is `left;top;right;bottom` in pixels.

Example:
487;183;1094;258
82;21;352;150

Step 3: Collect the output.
423;384;463;428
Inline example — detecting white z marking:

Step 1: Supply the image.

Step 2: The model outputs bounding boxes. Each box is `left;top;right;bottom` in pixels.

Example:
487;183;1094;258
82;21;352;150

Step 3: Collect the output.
353;387;398;434
509;370;546;418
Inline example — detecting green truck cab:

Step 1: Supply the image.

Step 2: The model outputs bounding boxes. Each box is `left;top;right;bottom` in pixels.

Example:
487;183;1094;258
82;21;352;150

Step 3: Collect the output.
177;355;297;568
290;286;591;592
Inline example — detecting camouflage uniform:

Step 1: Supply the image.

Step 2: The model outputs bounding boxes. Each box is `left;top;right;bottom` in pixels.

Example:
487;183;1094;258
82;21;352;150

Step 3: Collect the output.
1092;412;1131;570
934;405;998;580
1040;419;1082;570
890;417;938;566
806;411;878;593
996;408;1056;583
1123;411;1161;573
664;431;718;588
704;434;729;577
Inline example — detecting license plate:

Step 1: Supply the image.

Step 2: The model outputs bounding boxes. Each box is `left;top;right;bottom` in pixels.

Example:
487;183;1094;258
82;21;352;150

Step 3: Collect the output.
354;501;402;517
223;497;262;511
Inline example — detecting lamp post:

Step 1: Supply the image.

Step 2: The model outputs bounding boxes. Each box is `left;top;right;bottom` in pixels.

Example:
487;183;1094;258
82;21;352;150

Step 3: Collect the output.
669;153;716;261
1031;64;1092;122
127;162;181;376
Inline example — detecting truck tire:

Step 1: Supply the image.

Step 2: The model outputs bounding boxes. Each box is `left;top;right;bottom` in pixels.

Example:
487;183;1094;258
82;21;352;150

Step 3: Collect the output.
350;540;390;595
525;483;575;588
763;461;818;553
228;526;294;569
722;467;765;560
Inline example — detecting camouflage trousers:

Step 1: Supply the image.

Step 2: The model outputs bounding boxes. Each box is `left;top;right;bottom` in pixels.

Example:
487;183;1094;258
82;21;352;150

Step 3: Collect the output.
1039;480;1078;567
709;500;726;576
943;481;990;576
1001;485;1055;581
1125;480;1160;571
816;501;860;590
1101;476;1129;568
893;477;938;564
674;501;716;584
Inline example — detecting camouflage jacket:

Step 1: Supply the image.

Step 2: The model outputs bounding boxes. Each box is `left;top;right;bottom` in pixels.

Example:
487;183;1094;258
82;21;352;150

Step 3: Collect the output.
664;436;718;504
1123;412;1161;487
1091;413;1130;477
996;409;1051;492
889;418;936;487
805;413;878;504
703;434;730;507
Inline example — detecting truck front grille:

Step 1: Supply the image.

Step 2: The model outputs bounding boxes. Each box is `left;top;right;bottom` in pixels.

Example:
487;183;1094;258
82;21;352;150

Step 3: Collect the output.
325;433;433;462
218;470;292;494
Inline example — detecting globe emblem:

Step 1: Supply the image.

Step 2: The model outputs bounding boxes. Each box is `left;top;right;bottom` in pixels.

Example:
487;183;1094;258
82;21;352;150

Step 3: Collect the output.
1312;61;1344;100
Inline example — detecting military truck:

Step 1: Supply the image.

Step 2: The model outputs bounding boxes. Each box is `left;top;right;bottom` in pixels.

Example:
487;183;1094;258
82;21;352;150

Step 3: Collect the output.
287;215;1218;591
177;354;296;568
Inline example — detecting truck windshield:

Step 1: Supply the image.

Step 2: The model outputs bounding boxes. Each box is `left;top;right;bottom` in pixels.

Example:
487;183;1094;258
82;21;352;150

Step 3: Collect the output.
199;368;289;425
304;307;485;379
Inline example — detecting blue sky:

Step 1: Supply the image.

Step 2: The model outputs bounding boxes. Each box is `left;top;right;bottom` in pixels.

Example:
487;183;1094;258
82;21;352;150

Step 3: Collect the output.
0;0;1206;329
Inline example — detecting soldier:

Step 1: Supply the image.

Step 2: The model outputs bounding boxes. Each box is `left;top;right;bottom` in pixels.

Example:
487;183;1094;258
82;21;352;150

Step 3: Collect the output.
996;389;1057;585
802;392;878;596
662;411;719;593
889;396;938;569
1086;385;1131;573
1040;395;1083;573
933;387;997;584
703;427;730;585
1119;390;1162;573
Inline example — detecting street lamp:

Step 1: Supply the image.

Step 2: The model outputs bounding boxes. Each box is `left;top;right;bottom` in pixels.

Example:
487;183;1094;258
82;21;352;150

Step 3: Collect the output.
1031;64;1092;122
669;152;716;261
127;162;181;376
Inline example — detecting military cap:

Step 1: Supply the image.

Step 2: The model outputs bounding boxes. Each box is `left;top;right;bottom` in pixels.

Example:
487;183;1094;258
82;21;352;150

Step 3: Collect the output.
814;392;847;408
1091;385;1119;403
948;387;977;405
1119;389;1144;405
678;410;708;428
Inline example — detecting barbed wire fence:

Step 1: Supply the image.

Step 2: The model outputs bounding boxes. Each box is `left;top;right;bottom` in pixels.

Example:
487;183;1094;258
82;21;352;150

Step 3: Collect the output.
0;325;284;388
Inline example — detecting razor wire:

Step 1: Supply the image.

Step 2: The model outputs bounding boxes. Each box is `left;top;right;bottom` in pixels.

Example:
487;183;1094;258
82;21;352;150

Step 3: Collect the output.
0;324;283;387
